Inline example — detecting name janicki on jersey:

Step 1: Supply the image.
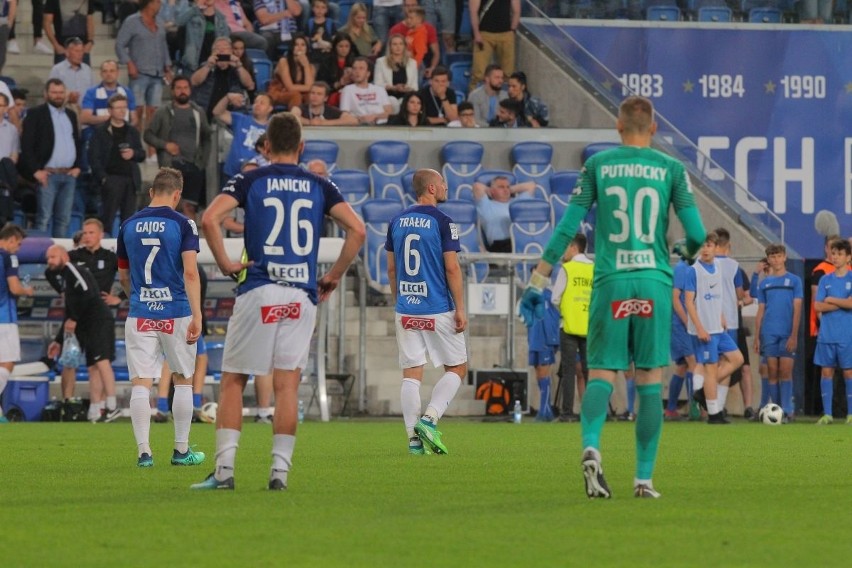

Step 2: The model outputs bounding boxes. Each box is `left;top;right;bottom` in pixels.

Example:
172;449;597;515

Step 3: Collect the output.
267;178;311;193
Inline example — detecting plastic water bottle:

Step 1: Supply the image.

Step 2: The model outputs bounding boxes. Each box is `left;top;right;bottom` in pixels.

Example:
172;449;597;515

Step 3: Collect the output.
21;273;31;286
513;400;522;424
297;400;305;424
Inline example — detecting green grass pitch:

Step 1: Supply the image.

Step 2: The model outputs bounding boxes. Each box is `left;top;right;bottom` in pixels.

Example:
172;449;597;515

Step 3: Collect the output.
1;419;851;567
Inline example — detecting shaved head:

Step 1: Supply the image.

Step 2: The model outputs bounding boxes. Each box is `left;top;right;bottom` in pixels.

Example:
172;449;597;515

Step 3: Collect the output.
412;169;442;198
45;244;70;270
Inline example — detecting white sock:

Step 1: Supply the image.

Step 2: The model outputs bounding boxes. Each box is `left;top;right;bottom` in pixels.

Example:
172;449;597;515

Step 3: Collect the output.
88;401;102;421
129;386;152;457
106;395;117;411
258;407;273;418
424;372;462;423
717;385;729;409
172;385;193;453
271;433;296;478
693;374;705;391
707;398;719;415
0;366;9;396
401;378;421;437
215;428;241;480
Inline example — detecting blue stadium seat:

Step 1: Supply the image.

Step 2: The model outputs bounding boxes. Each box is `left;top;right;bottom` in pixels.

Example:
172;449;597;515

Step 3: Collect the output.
441;141;483;202
511;142;553;199
749;6;781;21
449;61;472;97
509;200;553;284
368;141;411;206
253;59;272;93
438;200;488;283
646;5;681;19
301;139;340;172
330;169;371;217
337;0;355;26
698;6;733;20
444;52;472;68
362;199;404;292
401;171;416;206
582;142;619;162
112;340;130;380
549;193;570;227
206;342;225;381
550;170;580;197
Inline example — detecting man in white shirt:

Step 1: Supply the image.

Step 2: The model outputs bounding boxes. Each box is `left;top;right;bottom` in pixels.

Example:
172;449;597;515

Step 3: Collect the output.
339;57;393;126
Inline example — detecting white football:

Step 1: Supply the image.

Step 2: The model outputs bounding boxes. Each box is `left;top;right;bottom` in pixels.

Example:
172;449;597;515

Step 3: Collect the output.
201;402;218;423
759;403;784;425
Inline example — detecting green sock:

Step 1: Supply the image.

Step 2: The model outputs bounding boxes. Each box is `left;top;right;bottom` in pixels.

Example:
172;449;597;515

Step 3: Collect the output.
635;383;663;481
581;379;614;450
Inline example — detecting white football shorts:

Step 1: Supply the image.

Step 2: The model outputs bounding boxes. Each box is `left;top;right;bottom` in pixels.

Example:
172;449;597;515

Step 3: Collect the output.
222;284;317;376
395;311;467;369
125;316;196;379
0;323;21;363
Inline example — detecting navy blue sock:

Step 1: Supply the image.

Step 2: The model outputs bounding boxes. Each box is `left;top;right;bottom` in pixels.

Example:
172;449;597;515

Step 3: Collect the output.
193;393;202;408
760;377;770;407
820;378;833;416
667;374;684;412
779;381;793;415
685;371;693;399
626;378;636;413
538;377;552;417
157;397;169;413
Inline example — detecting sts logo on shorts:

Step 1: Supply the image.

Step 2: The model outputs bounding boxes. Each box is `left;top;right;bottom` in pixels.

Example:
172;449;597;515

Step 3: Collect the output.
137;318;175;334
401;316;435;331
261;303;302;323
611;299;654;319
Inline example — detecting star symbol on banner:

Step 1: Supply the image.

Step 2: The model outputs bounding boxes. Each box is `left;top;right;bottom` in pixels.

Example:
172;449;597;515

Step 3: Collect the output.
845;82;852;94
764;81;776;94
683;80;694;93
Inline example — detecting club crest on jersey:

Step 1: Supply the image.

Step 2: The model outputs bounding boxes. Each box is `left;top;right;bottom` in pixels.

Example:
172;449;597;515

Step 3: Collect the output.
401;316;435;331
137;318;175;334
616;248;654;270
261;303;302;323
611;299;654;319
449;223;459;240
140;286;173;302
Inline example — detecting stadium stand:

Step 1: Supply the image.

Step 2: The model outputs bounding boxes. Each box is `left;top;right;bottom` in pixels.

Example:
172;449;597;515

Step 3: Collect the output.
438;199;488;283
330;169;371;217
509;199;553;284
367;141;412;205
511;141;554;199
441;141;484;203
361;199;404;293
301;140;341;172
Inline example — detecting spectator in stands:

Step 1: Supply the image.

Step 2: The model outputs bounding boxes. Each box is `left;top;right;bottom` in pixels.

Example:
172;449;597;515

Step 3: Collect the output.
290;81;358;126
176;0;229;74
316;32;356;106
214;91;273;177
19;78;82;237
10;88;26;133
253;0;302;61
306;157;328;177
7;0;54;56
48;37;94;112
43;0;95;64
468;63;506;127
472;175;535;252
88;93;145;231
387;92;428;126
304;0;336;62
267;33;314;107
422;0;454;55
45;221;120;422
339;56;393;125
80;60;138;131
389;0;439;78
190;36;255;118
0;224;33;424
469;0;518;91
447;100;477;127
373;33;418;114
507;71;549;127
417;65;458;126
241;131;270;171
488;97;520;128
215;0;267;51
116;0;173;138
339;2;381;58
144;75;212;218
0;93;19;216
402;6;428;67
372;0;403;44
231;36;258;99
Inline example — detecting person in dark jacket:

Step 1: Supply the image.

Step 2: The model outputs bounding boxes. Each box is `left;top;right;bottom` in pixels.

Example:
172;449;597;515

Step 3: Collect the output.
89;93;145;233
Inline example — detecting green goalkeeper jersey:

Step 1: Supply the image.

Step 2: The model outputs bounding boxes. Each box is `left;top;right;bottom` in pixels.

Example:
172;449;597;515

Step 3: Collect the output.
571;146;697;286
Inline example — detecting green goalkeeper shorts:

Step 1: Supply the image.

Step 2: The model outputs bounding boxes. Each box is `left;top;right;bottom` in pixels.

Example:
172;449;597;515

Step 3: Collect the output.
586;277;672;371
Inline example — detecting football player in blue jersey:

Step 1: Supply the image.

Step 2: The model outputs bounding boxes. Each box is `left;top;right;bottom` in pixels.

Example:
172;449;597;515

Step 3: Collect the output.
385;169;467;455
196;112;365;490
0;224;35;423
117;168;206;468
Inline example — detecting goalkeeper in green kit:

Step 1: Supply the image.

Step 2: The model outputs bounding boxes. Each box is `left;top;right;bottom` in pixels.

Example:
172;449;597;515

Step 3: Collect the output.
520;96;706;499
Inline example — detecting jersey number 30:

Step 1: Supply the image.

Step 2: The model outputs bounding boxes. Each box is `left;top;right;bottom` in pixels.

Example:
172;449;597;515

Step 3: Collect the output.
604;186;660;244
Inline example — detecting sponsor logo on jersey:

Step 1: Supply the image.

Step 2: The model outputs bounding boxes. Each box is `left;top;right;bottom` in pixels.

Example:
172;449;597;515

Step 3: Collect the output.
261;303;302;323
449;223;459;240
10;255;18;268
611;299;654;319
616;248;654;270
140;286;173;302
399;280;428;296
137;318;175;334
267;262;309;283
401;316;436;331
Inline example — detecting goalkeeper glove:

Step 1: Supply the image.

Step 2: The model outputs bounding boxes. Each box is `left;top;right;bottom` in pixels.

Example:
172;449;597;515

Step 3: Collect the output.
672;238;696;265
519;270;549;327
